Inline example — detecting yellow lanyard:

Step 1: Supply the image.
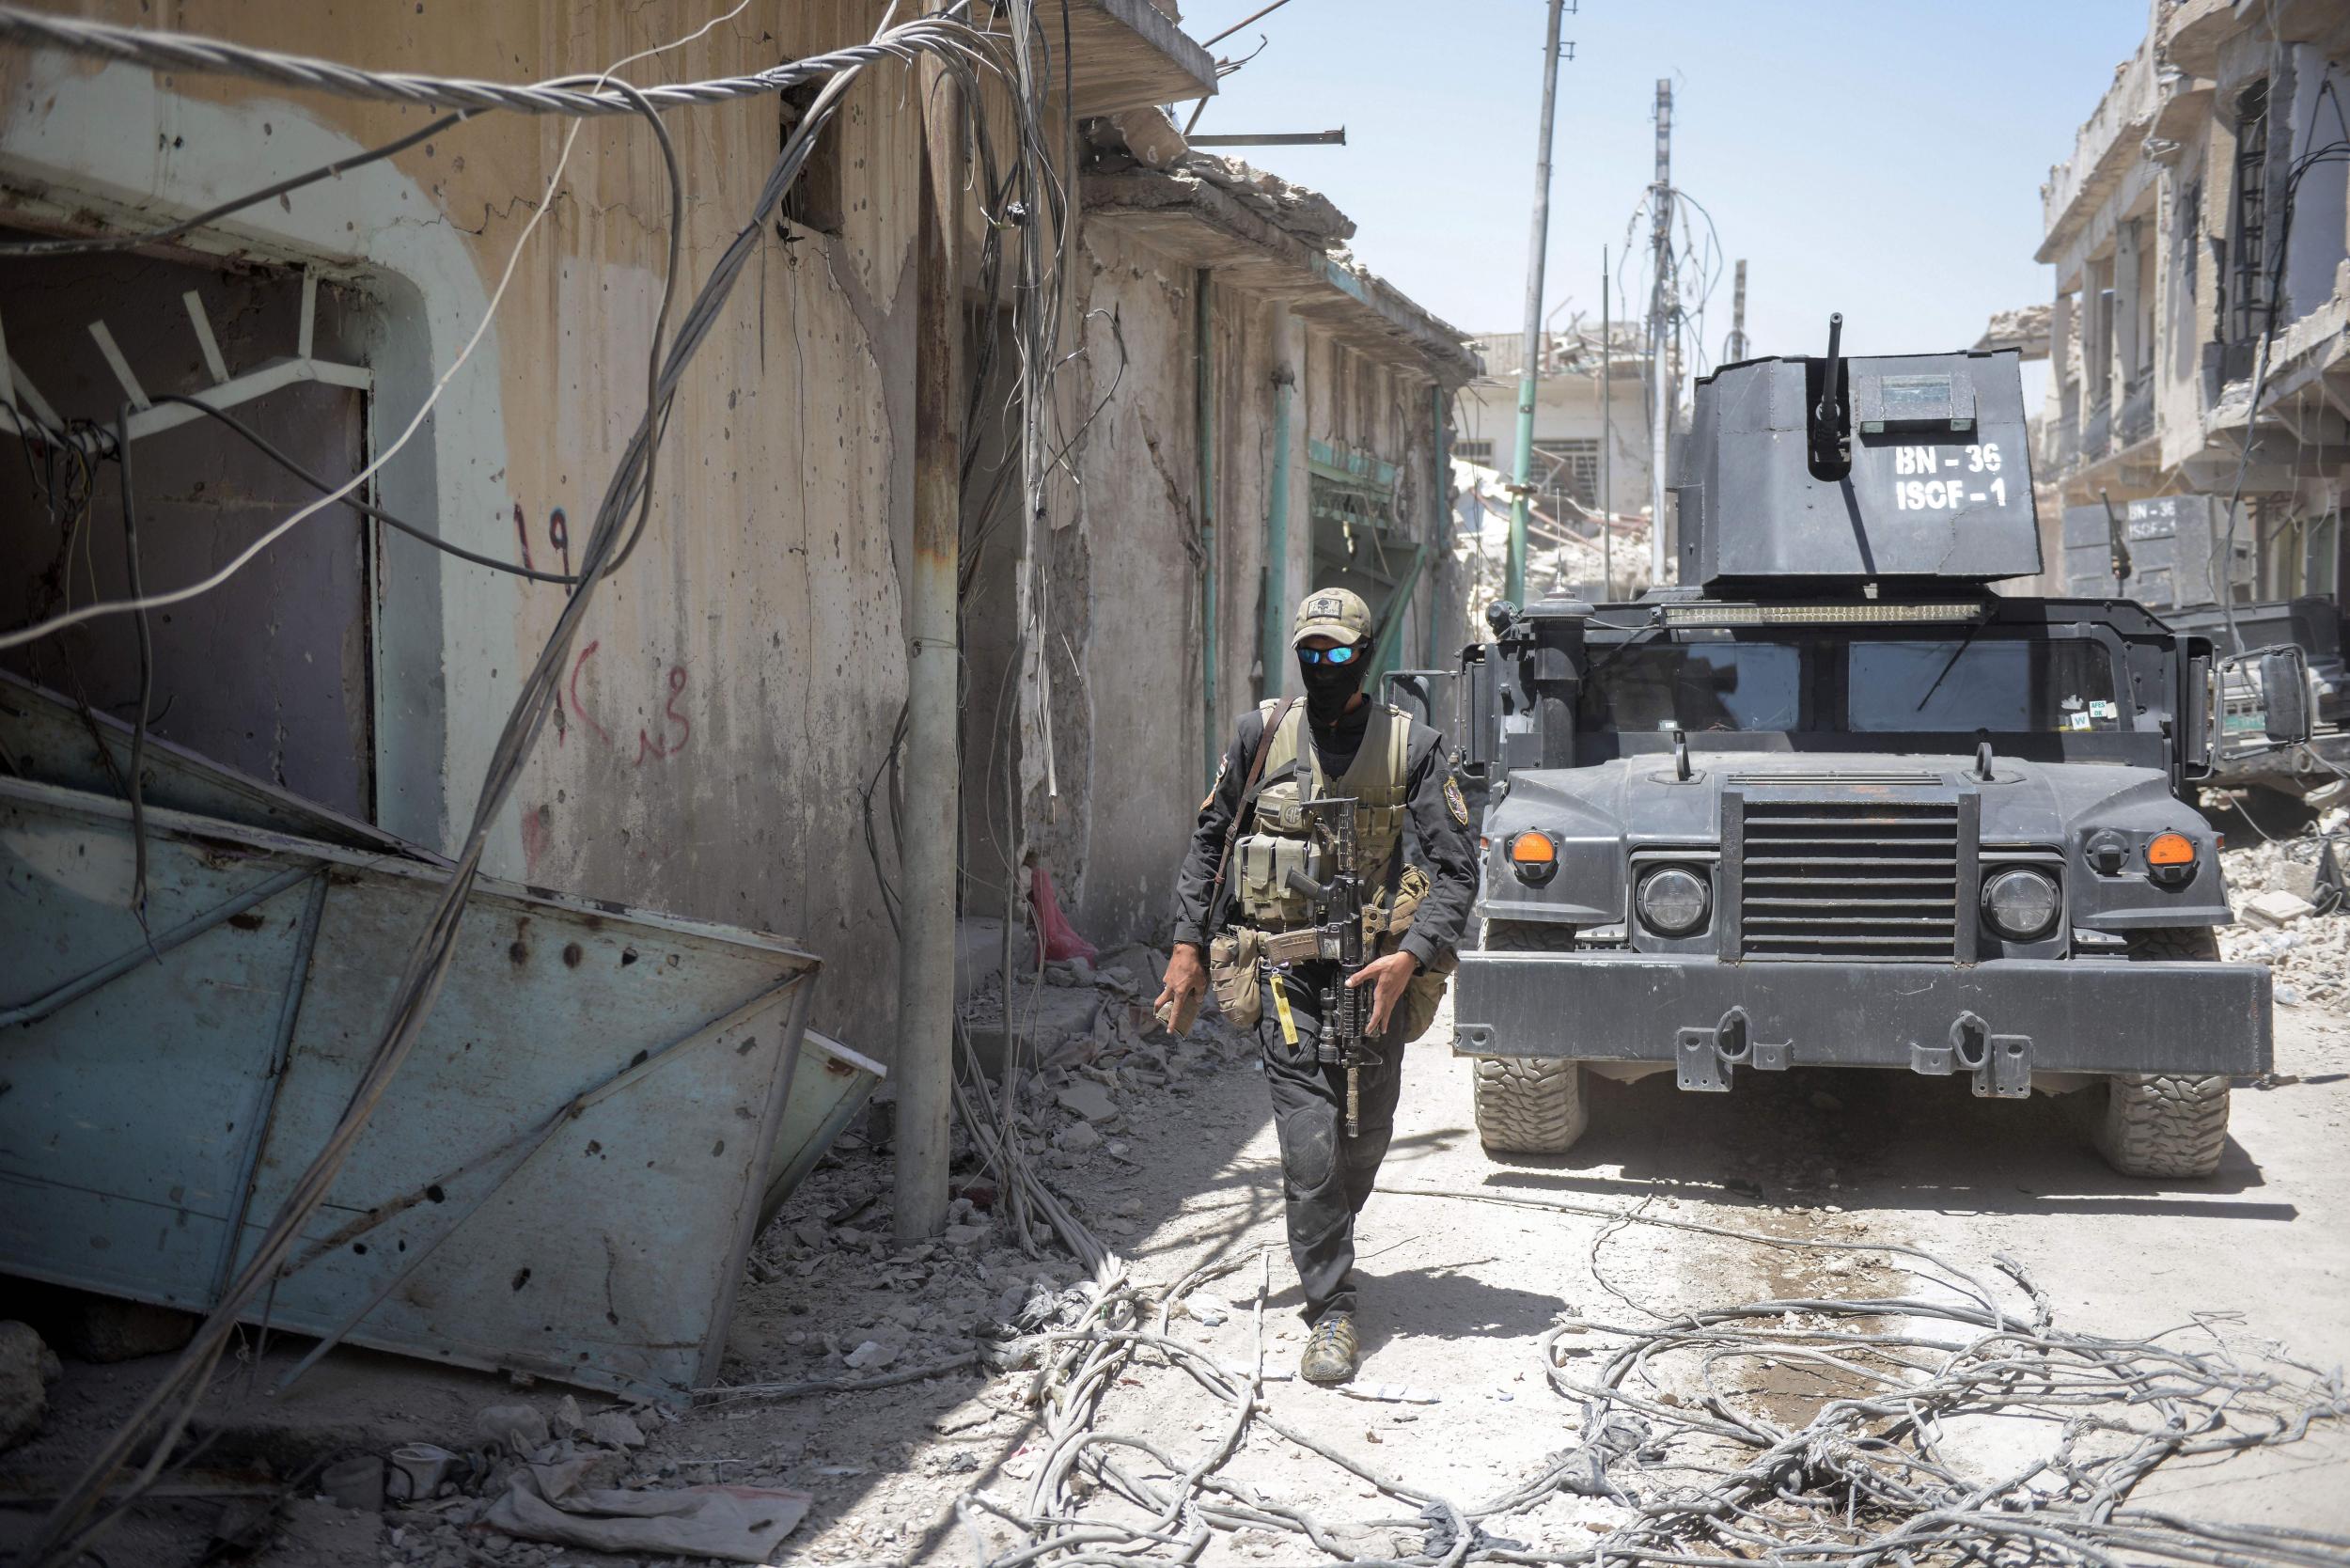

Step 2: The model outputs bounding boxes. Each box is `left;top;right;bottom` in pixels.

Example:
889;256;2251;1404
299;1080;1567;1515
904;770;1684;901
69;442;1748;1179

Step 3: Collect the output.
1269;968;1301;1046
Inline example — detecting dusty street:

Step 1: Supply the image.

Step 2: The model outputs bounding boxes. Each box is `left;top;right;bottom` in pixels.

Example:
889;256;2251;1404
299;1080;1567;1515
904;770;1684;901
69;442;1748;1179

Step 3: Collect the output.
9;937;2349;1566
723;987;2350;1566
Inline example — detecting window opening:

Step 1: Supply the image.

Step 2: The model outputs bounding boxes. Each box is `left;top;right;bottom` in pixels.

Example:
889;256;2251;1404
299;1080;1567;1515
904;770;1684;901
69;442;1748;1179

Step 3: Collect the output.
2229;79;2270;344
779;82;845;236
1531;436;1599;510
0;234;378;819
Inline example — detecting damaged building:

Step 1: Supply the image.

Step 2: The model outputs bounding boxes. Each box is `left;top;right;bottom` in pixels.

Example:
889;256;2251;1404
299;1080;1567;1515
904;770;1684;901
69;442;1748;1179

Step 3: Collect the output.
0;0;1471;1414
1452;326;1652;604
2033;0;2350;604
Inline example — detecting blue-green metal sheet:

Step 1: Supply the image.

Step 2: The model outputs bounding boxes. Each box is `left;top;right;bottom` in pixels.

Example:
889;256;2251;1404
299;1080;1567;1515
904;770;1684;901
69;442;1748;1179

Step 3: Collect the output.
0;776;823;1403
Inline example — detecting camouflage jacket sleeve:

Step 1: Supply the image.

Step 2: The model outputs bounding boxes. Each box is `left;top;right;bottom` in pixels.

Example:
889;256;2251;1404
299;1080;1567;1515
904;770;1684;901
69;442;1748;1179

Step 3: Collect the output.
1398;722;1480;970
1168;709;1264;951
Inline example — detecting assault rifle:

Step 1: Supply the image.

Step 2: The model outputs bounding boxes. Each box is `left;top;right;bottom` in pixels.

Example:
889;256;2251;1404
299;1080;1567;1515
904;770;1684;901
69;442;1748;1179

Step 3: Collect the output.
1284;796;1372;1137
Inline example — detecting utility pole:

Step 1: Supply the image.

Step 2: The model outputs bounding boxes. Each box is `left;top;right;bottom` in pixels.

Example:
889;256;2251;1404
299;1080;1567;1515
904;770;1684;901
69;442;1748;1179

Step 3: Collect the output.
894;55;964;1242
1600;245;1611;600
1506;0;1568;608
1648;78;1673;588
1727;259;1749;361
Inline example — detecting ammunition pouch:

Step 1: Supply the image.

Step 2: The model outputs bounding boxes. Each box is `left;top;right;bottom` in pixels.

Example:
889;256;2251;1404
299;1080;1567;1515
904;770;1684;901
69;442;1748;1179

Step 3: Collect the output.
1208;928;1264;1028
1235;830;1323;927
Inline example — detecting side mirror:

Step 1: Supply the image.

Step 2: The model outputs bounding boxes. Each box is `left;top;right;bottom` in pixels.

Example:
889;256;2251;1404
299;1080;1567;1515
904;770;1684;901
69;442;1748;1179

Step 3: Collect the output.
2260;646;2311;745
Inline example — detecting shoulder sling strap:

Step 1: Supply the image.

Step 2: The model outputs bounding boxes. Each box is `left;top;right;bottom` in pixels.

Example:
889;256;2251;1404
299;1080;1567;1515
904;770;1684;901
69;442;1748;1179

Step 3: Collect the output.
1202;697;1297;945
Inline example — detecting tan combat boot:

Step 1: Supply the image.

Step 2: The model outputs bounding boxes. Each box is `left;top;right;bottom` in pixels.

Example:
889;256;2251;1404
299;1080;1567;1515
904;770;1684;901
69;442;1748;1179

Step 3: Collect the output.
1299;1310;1358;1385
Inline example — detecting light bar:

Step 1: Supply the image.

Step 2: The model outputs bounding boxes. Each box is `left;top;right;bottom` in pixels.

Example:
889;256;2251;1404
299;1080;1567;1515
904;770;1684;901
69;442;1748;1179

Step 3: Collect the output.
1661;602;1983;627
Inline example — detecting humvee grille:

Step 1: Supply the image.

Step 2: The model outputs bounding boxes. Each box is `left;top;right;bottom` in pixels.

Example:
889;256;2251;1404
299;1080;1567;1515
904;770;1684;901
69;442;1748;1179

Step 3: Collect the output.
1738;799;1960;960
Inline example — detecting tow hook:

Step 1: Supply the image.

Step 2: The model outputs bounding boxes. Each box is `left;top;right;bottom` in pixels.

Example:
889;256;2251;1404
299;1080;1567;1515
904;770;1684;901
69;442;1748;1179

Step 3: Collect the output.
1908;1011;2032;1098
1675;1006;1791;1092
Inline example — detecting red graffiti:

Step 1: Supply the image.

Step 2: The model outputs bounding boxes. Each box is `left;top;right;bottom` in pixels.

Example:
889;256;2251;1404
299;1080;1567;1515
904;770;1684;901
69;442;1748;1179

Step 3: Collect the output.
634;666;691;765
568;639;614;745
520;802;551;877
512;501;534;573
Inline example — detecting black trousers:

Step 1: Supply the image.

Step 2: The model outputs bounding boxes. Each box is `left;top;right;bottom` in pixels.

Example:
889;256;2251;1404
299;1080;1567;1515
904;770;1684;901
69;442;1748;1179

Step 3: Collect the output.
1257;962;1405;1324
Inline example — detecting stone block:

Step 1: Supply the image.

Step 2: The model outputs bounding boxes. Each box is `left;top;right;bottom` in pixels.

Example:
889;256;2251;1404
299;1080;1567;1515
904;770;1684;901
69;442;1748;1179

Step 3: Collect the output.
0;1321;61;1451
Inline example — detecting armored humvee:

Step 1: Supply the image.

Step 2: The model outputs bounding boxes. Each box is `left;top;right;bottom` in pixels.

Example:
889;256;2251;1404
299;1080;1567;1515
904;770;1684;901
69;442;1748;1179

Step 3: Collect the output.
1448;321;2313;1179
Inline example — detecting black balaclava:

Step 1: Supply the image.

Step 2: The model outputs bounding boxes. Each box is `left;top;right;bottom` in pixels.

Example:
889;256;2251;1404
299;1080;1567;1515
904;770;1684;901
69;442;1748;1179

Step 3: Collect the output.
1299;642;1369;726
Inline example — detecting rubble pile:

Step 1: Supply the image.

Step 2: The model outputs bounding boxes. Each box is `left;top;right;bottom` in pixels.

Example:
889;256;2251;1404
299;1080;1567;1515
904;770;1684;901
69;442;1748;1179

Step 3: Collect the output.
2217;801;2349;1015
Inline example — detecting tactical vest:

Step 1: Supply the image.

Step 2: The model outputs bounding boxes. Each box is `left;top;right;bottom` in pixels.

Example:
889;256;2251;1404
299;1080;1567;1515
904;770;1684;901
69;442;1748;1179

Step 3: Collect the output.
1233;698;1413;931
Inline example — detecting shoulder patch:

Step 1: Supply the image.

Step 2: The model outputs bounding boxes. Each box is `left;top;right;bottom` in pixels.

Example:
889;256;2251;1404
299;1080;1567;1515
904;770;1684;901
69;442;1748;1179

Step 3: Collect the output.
1201;753;1229;812
1444;773;1471;827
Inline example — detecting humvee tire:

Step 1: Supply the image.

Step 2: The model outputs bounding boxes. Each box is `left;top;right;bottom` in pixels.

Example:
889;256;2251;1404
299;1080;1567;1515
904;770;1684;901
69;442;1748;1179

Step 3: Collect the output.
1472;922;1588;1156
2092;928;2232;1180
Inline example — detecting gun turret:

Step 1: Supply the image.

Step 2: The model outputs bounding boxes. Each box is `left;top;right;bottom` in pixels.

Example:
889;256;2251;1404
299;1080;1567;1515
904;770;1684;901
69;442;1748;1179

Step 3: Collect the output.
1673;316;2043;593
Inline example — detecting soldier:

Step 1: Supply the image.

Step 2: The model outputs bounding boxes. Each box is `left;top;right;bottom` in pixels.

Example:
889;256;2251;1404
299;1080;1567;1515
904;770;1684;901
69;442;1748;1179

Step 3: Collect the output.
1155;587;1479;1385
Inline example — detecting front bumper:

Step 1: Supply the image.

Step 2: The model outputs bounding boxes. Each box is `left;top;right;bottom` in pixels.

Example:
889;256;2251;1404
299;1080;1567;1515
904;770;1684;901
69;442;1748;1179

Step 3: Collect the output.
1453;951;2272;1092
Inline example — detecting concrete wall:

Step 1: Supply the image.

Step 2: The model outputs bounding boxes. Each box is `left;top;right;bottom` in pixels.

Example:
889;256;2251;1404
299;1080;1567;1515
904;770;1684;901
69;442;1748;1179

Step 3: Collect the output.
0;0;1468;1032
0;0;920;1043
1041;220;1459;951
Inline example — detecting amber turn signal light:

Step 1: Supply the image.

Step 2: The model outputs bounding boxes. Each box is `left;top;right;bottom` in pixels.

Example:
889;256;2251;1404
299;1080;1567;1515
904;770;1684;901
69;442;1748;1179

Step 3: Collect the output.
2146;831;2196;887
1509;831;1557;886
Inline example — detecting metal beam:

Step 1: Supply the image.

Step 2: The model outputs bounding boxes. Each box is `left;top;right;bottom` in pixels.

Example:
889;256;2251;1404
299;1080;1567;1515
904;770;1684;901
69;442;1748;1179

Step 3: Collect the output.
1188;130;1344;147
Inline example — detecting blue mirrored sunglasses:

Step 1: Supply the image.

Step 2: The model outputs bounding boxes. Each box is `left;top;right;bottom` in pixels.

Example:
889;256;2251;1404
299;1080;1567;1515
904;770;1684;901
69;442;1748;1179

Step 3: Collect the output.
1298;644;1362;666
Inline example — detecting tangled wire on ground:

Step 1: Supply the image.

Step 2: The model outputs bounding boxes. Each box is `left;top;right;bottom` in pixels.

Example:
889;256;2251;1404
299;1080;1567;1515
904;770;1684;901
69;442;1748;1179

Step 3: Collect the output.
950;1188;2349;1568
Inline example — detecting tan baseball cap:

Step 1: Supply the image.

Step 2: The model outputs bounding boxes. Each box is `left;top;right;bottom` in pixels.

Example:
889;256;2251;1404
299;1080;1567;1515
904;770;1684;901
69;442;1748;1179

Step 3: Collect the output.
1291;587;1373;648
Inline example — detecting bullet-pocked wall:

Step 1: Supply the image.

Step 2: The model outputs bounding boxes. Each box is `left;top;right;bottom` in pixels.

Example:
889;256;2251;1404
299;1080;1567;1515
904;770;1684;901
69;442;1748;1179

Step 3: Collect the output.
0;0;919;1042
1050;218;1459;950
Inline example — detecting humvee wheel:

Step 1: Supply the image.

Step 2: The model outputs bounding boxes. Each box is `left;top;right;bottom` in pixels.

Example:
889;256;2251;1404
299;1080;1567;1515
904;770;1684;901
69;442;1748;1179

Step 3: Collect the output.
1472;922;1588;1156
2091;929;2231;1180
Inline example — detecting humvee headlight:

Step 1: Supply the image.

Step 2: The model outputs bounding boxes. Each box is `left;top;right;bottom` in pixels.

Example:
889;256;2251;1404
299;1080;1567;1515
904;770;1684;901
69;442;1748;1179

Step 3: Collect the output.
1635;866;1710;937
1981;867;2060;941
1508;832;1557;886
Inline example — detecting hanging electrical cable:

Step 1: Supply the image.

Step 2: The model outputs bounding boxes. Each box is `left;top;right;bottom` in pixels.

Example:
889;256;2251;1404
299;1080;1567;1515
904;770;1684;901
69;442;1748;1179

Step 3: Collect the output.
18;11;1091;1564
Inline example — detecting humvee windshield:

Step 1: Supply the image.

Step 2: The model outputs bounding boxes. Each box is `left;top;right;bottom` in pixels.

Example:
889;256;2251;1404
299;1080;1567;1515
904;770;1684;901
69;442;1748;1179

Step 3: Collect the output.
1580;632;2124;736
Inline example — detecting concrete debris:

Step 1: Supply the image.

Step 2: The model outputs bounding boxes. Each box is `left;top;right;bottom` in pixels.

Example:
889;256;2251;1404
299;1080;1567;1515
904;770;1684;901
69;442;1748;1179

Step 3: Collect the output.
1056;1121;1104;1152
581;1410;648;1450
2244;889;2319;928
2217;805;2348;1016
1178;1293;1231;1326
0;1320;61;1451
1181;155;1356;248
476;1403;552;1455
842;1339;898;1371
1056;1081;1118;1121
1044;956;1095;987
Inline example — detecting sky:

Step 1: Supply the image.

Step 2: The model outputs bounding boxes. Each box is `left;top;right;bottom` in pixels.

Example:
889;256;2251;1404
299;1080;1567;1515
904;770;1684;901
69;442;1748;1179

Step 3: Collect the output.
1183;0;2151;371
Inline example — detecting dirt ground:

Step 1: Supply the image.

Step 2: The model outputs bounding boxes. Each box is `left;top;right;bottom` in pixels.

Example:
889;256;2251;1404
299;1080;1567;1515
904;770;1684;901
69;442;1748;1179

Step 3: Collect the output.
8;911;2350;1566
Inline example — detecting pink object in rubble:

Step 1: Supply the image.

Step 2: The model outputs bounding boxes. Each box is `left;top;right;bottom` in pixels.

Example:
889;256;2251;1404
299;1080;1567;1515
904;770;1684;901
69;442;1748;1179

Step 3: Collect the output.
1029;866;1097;963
